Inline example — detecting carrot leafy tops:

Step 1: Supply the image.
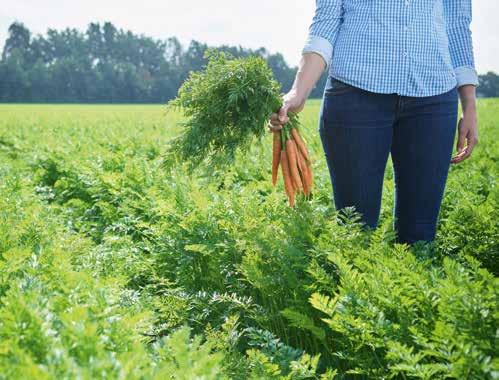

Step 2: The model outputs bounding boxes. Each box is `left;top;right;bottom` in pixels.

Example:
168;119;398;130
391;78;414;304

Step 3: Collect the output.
166;51;294;168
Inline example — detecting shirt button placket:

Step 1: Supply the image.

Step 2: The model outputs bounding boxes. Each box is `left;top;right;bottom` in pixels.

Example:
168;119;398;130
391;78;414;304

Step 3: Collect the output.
402;1;411;95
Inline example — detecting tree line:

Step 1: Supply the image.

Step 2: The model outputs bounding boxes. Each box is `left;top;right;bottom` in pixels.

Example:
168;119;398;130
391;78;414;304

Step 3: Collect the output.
0;22;328;103
0;21;497;103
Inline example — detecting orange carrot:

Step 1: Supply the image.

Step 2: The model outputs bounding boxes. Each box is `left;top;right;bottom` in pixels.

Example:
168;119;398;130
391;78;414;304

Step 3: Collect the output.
297;149;311;196
272;131;281;186
286;139;303;192
291;128;310;163
290;187;296;207
280;149;295;207
297;143;313;196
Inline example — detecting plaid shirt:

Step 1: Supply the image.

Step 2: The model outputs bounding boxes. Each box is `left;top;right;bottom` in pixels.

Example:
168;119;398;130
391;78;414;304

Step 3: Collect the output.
303;0;479;97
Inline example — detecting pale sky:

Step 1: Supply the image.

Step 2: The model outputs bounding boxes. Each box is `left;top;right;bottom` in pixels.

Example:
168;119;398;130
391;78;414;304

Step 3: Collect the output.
1;0;498;73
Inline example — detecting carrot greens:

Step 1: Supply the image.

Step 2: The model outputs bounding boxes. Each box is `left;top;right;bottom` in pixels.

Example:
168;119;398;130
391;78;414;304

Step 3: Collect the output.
166;50;298;168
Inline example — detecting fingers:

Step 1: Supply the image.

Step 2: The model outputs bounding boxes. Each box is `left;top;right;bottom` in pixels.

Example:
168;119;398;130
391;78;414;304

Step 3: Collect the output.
451;118;467;164
451;119;478;164
451;135;478;164
267;104;290;132
451;148;466;164
465;135;478;158
267;114;282;132
269;113;281;125
278;105;290;124
456;118;466;152
267;121;282;132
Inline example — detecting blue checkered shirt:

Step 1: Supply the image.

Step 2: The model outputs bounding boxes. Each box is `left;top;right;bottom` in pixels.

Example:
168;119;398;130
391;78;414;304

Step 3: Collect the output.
303;0;479;97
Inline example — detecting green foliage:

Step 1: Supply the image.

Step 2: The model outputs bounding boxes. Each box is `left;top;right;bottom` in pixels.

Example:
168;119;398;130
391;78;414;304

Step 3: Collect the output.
166;51;295;170
309;246;497;379
154;326;226;379
0;21;301;103
437;190;498;275
0;101;497;378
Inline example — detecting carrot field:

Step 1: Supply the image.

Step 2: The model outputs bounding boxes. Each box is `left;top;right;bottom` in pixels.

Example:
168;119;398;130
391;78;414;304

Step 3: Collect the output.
0;100;497;379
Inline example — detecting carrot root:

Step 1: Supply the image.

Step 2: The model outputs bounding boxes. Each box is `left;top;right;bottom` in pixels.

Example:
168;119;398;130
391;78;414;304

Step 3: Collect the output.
280;149;295;207
286;139;303;193
297;149;310;197
291;128;311;163
272;131;281;186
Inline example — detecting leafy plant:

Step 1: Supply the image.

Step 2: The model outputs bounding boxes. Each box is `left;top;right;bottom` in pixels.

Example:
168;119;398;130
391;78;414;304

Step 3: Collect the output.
165;50;299;170
0;100;497;379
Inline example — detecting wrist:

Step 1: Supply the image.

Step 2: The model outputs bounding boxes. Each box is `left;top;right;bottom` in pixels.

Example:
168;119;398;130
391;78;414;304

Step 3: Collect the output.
288;86;308;105
289;52;326;105
461;103;477;117
458;86;477;116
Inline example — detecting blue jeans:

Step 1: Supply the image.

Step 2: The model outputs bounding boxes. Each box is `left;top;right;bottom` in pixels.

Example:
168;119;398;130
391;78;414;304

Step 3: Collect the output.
319;77;459;244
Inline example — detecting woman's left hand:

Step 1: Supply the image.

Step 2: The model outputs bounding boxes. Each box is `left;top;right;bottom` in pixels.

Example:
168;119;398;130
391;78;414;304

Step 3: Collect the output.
452;85;478;164
451;112;478;164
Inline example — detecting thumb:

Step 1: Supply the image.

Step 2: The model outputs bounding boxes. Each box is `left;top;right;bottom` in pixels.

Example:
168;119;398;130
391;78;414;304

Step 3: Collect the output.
279;104;290;123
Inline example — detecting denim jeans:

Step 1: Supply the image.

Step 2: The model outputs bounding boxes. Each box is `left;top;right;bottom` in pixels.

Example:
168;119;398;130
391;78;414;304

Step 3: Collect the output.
319;76;459;244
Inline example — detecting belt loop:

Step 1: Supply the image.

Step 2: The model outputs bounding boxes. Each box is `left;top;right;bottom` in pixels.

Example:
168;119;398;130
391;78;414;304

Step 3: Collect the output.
395;94;402;118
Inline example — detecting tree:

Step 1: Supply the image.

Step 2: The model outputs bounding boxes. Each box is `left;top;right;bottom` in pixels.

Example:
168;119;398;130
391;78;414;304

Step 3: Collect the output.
0;49;29;101
478;72;499;98
266;53;296;93
2;22;31;61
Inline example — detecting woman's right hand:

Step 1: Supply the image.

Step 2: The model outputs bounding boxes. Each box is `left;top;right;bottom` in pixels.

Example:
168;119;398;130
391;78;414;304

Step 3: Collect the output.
268;89;306;132
268;52;327;132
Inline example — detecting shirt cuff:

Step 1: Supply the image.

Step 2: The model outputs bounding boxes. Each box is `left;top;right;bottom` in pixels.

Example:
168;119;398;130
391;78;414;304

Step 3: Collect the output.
455;66;479;87
302;35;333;71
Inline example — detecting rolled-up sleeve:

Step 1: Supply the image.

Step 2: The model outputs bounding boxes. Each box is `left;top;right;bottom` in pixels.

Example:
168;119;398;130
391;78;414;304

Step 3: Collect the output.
302;0;344;71
443;0;479;87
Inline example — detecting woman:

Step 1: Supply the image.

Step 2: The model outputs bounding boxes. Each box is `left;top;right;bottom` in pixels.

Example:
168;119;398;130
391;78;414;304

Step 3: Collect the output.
269;0;479;244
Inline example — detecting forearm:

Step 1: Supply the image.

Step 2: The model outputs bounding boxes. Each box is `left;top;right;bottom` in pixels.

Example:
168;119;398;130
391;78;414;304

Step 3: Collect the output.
291;0;342;103
458;85;477;117
290;52;327;103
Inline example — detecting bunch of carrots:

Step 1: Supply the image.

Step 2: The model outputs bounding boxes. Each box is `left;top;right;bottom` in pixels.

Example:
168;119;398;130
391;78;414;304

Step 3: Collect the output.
166;51;314;207
272;126;313;207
